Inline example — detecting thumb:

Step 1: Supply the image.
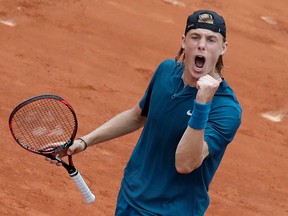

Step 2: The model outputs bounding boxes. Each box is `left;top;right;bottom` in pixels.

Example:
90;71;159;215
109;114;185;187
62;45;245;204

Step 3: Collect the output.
67;145;75;156
196;80;201;90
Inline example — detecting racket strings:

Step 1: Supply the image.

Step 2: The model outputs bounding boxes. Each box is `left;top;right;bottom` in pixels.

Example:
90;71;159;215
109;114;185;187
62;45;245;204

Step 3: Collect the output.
11;98;76;152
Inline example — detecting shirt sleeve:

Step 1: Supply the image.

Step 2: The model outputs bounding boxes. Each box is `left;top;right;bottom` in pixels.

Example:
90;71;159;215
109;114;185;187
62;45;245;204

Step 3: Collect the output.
204;105;242;156
138;63;163;117
139;75;156;117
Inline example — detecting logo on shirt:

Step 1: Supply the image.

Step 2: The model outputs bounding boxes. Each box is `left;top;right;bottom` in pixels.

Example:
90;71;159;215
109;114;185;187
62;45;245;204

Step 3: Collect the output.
186;110;192;116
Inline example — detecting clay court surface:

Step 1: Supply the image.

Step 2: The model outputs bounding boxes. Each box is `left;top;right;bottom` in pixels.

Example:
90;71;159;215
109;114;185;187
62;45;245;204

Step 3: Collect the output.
0;0;287;215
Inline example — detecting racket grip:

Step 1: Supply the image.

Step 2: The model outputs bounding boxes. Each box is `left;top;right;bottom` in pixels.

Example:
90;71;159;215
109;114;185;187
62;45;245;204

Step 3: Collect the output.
70;170;96;204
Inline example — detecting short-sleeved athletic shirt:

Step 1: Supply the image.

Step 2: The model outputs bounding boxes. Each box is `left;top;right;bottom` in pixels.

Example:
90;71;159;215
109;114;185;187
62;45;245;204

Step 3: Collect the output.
121;59;242;216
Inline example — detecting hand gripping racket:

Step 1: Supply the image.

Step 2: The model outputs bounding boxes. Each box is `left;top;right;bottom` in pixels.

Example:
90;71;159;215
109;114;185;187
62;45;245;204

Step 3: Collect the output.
8;94;95;204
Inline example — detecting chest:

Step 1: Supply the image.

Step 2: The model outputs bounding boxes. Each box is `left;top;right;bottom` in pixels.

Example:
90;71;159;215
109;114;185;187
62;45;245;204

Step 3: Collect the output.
147;75;197;133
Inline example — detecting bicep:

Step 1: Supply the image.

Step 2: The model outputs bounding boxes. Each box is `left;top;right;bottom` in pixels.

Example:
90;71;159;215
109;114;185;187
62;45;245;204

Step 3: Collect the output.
130;104;146;127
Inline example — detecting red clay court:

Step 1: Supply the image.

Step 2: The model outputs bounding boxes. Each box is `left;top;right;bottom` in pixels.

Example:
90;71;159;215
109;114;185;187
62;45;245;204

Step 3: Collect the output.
0;0;287;215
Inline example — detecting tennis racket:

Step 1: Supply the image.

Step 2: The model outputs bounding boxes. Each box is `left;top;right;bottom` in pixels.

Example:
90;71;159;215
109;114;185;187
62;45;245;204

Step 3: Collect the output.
8;94;95;204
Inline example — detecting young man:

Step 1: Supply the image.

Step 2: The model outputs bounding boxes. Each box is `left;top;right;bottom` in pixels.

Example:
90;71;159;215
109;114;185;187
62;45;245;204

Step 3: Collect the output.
49;10;242;215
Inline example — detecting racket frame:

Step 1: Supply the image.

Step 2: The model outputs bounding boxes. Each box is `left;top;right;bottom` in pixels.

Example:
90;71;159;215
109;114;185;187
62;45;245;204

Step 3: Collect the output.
9;94;78;155
8;94;95;203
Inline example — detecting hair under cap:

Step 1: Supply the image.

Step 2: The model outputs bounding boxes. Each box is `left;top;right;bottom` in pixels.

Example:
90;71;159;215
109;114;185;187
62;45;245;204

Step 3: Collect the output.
185;10;226;38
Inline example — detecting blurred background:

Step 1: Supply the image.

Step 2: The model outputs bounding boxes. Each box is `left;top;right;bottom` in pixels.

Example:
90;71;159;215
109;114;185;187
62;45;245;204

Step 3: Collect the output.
0;0;287;215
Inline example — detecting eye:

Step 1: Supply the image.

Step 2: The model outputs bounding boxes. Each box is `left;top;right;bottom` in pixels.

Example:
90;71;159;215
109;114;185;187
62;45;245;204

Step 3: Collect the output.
208;38;216;42
207;36;218;43
190;35;200;40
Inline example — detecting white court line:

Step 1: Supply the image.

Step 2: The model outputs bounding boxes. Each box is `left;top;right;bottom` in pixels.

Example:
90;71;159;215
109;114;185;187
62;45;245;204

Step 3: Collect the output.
162;0;186;7
261;112;286;122
0;19;16;27
261;16;277;25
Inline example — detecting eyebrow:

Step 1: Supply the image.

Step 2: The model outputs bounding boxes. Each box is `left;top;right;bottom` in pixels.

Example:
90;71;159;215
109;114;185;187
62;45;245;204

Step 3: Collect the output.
190;32;218;39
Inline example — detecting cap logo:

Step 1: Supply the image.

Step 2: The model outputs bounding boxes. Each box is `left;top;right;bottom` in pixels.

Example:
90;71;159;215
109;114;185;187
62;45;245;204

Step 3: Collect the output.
198;14;214;24
186;24;194;29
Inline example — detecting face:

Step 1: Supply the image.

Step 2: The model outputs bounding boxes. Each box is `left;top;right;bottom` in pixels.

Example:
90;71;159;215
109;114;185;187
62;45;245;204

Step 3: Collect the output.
182;28;227;81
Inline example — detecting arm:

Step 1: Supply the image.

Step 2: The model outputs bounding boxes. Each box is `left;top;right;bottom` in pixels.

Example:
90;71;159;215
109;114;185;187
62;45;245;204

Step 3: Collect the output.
46;104;145;165
175;75;219;174
81;104;145;147
64;104;145;156
176;103;242;174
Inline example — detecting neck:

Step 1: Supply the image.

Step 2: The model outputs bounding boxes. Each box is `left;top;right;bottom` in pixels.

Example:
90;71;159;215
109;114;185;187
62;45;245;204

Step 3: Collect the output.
182;73;196;87
182;72;223;87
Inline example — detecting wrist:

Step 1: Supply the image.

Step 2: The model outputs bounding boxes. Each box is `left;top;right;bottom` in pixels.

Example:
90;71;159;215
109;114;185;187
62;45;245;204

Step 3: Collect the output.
188;100;212;130
77;138;88;151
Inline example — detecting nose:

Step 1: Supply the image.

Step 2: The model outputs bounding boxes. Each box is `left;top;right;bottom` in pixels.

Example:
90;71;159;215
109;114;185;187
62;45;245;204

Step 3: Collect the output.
197;38;206;51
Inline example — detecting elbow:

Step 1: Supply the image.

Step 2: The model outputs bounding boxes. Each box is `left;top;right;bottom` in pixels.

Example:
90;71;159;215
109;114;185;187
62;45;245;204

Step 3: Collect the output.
176;165;193;174
175;158;203;174
175;140;209;174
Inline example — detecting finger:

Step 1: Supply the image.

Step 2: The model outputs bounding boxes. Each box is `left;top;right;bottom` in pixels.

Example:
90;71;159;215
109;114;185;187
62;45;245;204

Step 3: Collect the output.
44;153;61;165
46;158;60;165
45;157;54;163
199;75;213;83
203;75;220;84
54;154;64;166
196;82;201;90
67;145;76;156
197;75;219;87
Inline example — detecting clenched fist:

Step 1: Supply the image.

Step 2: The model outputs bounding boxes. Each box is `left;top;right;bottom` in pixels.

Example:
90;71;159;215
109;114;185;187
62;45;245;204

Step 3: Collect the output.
195;75;221;104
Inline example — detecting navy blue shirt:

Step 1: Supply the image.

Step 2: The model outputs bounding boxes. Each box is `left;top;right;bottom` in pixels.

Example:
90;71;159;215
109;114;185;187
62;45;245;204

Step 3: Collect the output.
121;59;242;215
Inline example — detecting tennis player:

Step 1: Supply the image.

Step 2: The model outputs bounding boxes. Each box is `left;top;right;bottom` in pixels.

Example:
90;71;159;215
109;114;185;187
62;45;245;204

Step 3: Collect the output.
49;10;242;215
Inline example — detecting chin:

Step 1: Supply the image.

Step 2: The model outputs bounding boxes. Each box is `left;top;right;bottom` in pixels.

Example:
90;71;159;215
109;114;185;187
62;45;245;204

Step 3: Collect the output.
192;68;205;77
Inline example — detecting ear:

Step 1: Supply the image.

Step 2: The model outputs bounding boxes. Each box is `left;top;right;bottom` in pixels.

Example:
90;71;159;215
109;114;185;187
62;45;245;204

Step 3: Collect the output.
181;34;186;49
220;41;228;55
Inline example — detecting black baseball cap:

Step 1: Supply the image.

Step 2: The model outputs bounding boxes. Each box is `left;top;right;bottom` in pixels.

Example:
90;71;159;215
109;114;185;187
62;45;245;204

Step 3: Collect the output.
185;10;226;38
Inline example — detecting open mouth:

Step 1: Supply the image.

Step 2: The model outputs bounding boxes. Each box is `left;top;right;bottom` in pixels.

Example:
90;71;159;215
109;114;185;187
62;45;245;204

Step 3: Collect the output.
195;55;205;68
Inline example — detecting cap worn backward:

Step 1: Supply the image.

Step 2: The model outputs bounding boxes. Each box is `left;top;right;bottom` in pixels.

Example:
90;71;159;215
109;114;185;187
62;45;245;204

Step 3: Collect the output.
185;10;226;38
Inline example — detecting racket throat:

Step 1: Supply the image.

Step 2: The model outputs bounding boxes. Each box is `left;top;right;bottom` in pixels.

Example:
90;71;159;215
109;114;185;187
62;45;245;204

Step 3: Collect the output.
62;155;77;175
62;162;77;175
53;155;77;175
69;169;79;177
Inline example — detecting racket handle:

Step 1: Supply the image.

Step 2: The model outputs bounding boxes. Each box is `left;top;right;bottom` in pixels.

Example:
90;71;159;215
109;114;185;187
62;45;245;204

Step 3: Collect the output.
70;170;96;204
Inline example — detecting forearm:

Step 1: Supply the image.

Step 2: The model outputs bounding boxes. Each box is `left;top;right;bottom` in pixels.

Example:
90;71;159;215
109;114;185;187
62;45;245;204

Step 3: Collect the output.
175;99;211;174
81;105;145;147
175;127;208;173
